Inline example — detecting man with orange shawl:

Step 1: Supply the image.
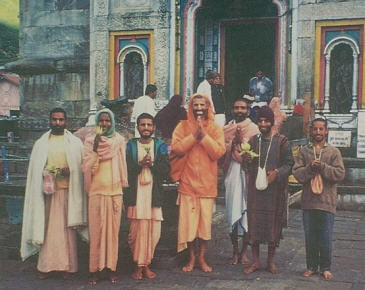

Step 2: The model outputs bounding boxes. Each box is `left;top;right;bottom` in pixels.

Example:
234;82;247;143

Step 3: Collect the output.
171;93;225;273
223;98;259;265
124;113;170;280
83;108;128;285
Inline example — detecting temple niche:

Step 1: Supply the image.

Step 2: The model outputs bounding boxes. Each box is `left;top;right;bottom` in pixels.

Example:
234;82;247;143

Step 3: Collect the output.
124;52;144;99
330;43;353;114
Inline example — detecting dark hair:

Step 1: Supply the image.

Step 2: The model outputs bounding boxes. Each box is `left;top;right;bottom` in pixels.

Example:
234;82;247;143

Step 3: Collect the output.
137;113;155;125
49;107;67;119
205;70;216;80
311;117;327;128
232;97;249;107
145;84;157;95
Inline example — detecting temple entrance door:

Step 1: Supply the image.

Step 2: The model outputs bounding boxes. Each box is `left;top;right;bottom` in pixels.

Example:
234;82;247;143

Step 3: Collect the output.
223;21;276;108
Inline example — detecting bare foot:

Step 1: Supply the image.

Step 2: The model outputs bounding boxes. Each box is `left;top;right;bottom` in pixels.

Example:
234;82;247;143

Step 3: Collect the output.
198;257;212;273
143;266;157;279
88;273;98;286
267;263;279;274
182;262;195;272
63;272;72;280
302;269;317;277
322;270;333;280
240;253;250;265
243;263;260;274
182;256;195;272
109;271;118;284
131;267;143;280
230;252;239;265
38;272;50;280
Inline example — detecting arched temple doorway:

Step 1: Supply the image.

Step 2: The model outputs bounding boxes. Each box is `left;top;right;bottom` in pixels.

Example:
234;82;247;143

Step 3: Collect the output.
183;0;288;107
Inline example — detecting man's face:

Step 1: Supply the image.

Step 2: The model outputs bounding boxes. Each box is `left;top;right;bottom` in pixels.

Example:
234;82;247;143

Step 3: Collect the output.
137;118;155;139
256;70;263;79
192;97;208;119
50;112;67;134
213;75;221;85
150;90;157;99
257;117;272;135
232;100;249;122
207;77;215;85
98;113;112;133
311;120;328;143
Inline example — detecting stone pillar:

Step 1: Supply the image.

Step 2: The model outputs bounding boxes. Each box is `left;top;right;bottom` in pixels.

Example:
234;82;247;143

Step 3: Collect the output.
351;51;359;113
323;54;330;113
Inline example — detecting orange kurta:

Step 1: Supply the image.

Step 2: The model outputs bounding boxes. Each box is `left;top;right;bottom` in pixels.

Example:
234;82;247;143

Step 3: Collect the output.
171;94;225;252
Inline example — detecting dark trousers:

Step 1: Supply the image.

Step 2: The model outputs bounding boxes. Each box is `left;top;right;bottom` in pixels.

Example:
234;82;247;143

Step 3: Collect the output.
303;209;334;272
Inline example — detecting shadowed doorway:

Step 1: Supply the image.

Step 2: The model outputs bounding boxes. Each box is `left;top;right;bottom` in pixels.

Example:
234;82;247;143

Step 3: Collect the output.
224;21;276;107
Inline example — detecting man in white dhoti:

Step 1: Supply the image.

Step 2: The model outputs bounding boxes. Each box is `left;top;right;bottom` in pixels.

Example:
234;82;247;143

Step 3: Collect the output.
222;98;259;265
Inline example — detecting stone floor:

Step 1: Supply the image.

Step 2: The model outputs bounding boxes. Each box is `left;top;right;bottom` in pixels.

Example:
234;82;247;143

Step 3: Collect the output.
1;206;364;290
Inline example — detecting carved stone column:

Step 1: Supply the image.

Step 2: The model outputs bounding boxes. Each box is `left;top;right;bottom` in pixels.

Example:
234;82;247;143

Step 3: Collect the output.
323;54;330;113
351;51;359;113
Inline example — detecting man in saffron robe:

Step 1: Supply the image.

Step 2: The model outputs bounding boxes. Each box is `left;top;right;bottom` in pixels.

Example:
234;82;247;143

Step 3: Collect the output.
83;108;128;285
223;98;259;265
21;107;87;280
171;93;225;272
242;106;293;274
125;113;170;280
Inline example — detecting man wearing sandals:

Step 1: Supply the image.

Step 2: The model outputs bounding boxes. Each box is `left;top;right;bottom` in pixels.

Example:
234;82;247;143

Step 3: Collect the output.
242;106;292;275
21;108;87;280
293;117;345;280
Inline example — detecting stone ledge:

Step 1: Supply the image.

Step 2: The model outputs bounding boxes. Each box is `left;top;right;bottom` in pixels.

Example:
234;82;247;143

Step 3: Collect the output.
4;57;89;75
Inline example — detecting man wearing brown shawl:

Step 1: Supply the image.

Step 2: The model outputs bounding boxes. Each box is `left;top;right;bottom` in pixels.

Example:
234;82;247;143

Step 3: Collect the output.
242;106;293;274
83;108;128;285
223;98;259;265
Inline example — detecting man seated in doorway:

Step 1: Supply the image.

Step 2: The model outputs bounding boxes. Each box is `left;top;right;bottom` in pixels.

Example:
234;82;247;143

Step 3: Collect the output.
249;69;273;105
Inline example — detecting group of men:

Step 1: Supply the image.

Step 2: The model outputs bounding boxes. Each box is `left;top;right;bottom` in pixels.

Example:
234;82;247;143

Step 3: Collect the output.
20;89;345;284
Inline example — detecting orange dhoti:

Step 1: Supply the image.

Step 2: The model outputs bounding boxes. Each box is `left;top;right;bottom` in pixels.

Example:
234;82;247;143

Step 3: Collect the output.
37;189;78;273
177;193;214;252
88;194;122;272
128;207;162;266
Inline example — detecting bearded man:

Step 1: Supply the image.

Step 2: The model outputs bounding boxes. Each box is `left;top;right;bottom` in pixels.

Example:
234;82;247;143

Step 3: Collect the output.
242;106;292;275
222;98;259;265
125;113;170;280
171;93;225;273
21;107;87;280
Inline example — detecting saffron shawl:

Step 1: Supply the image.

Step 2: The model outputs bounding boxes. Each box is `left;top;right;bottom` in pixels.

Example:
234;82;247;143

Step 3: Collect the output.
83;133;128;193
21;130;87;261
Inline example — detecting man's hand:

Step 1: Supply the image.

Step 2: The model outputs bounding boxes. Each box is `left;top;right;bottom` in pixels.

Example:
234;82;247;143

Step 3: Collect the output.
139;153;152;167
60;167;70;177
193;119;206;141
93;135;101;152
232;127;241;145
267;169;278;184
311;159;321;172
242;152;252;163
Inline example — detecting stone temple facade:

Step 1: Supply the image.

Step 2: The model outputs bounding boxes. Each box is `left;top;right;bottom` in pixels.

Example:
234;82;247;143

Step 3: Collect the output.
5;0;365;156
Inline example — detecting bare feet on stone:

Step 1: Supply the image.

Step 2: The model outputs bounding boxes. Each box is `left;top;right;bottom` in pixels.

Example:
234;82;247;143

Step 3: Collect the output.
243;263;260;274
198;257;212;272
240;253;250;265
267;262;279;274
38;272;50;280
302;269;317;277
182;256;195;272
322;270;333;280
143;266;157;279
131;267;143;280
230;252;239;265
